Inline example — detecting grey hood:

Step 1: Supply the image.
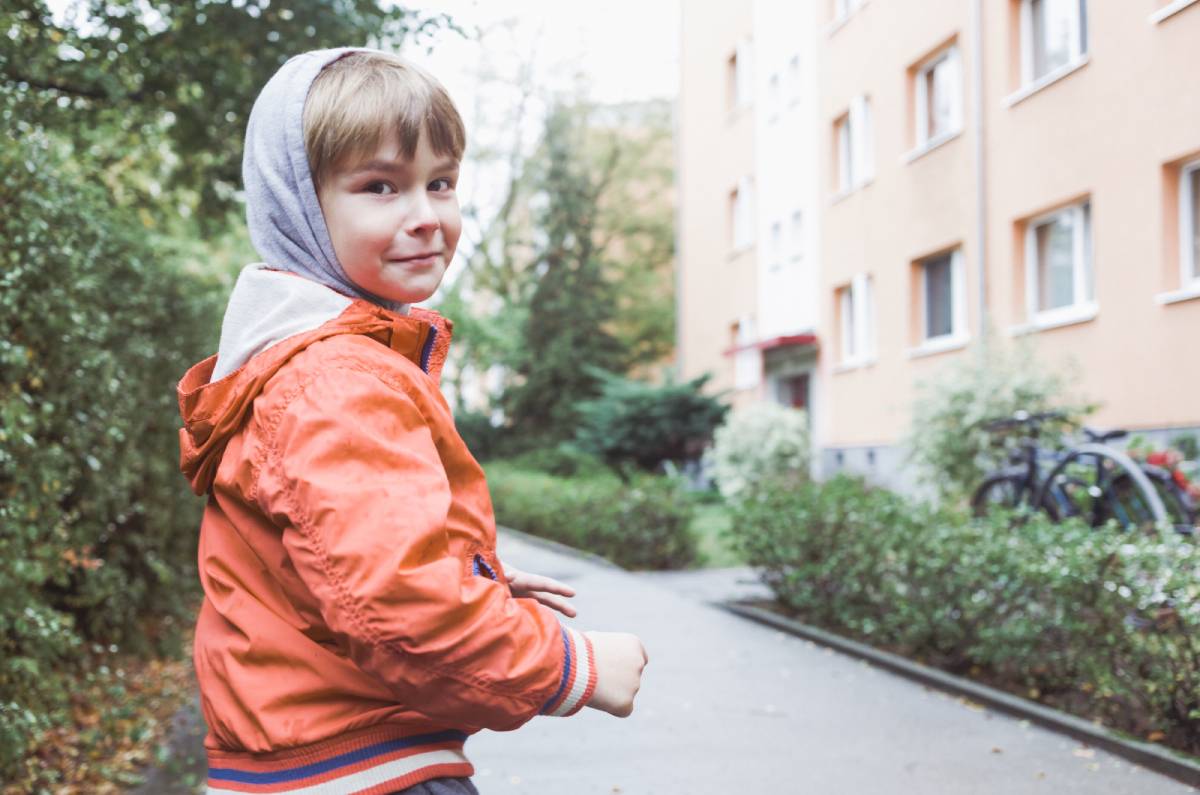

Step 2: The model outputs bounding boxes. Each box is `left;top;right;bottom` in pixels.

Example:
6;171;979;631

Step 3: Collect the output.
241;46;409;312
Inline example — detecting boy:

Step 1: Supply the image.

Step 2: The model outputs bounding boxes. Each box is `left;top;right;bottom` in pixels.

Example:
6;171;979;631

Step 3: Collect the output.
176;48;648;795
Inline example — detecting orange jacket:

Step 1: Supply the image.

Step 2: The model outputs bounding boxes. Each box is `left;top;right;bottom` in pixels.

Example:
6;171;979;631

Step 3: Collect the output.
177;267;594;794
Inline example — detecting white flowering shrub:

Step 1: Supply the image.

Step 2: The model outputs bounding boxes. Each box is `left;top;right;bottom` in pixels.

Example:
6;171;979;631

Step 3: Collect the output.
704;402;811;500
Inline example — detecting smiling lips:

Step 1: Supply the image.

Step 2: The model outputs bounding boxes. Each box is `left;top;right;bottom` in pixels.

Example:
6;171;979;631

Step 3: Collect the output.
390;251;441;267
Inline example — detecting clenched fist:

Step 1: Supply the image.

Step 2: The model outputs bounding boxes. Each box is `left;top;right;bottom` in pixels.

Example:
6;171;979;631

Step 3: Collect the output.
584;631;648;718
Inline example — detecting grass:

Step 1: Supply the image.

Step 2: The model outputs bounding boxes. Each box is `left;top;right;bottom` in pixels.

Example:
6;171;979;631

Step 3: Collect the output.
689;500;743;568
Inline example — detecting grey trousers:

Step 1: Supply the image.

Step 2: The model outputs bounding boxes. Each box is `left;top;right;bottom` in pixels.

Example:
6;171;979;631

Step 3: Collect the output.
388;777;479;795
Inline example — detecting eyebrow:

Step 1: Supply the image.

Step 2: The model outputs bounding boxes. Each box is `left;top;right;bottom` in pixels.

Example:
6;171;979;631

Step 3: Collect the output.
348;158;460;176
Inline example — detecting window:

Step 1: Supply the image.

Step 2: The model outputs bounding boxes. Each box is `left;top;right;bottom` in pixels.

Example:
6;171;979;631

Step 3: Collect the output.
919;249;966;342
728;39;754;112
730;177;755;251
835;96;873;193
787;54;802;105
1182;159;1200;286
790;209;804;259
733;316;760;390
915;46;963;147
834;0;864;23
1025;201;1093;322
769;220;783;271
1021;0;1087;85
837;274;875;365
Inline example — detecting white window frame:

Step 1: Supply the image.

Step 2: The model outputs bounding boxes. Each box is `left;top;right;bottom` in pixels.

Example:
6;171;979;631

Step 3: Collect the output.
733;316;761;390
789;209;804;261
837;273;875;367
769;220;783;271
768;72;781;123
1020;0;1087;87
918;249;967;347
836;96;873;195
1180;158;1200;289
732;38;754;112
914;45;963;150
787;54;802;106
731;176;755;252
1024;200;1096;329
834;0;864;24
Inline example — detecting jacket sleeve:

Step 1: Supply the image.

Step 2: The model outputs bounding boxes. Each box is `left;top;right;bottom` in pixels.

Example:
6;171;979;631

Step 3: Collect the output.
255;363;596;731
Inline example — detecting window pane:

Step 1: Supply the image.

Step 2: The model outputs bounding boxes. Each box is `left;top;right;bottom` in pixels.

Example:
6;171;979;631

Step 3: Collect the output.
1191;168;1200;280
927;57;954;138
841;288;856;359
924;255;954;338
837;117;852;190
1036;213;1076;311
1032;0;1074;79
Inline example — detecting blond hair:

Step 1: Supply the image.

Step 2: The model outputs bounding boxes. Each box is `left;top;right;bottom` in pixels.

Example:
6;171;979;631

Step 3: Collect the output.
302;51;466;190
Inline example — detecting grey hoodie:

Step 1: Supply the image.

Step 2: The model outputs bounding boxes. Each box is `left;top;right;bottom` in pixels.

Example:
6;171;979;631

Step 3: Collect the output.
216;48;411;380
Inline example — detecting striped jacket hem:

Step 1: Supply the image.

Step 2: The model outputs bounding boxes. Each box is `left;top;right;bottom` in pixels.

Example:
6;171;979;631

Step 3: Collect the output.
204;725;472;794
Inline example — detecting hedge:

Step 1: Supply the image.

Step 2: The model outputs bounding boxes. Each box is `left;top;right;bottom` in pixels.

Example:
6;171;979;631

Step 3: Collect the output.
0;131;223;779
484;462;698;570
728;475;1200;754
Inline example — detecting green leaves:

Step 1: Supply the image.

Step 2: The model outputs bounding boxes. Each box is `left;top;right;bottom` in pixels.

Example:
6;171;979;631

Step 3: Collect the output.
730;476;1200;753
485;462;699;570
0;130;219;779
573;368;728;474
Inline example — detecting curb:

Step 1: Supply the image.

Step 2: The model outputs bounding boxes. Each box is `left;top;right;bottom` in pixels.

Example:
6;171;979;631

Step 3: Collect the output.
721;601;1200;790
495;524;624;570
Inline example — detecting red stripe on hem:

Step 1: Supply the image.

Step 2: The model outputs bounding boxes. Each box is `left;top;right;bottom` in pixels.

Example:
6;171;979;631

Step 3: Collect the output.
564;632;598;717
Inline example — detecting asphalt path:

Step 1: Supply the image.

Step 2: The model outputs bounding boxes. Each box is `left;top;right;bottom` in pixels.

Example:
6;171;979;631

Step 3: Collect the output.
461;529;1198;795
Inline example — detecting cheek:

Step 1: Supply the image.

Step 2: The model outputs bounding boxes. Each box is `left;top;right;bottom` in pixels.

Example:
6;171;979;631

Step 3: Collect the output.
440;209;463;255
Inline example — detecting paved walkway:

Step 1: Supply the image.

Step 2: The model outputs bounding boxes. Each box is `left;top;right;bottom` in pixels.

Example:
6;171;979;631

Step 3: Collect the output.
137;529;1198;794
462;530;1197;795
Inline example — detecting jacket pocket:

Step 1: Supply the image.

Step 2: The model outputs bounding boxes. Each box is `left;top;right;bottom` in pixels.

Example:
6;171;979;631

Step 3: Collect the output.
472;553;498;581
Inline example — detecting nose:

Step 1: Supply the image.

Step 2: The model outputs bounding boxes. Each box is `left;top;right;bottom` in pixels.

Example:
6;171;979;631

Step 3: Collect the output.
404;189;439;237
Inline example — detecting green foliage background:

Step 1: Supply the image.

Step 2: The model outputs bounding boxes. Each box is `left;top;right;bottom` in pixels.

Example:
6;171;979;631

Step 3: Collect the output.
730;475;1200;754
0;1;448;783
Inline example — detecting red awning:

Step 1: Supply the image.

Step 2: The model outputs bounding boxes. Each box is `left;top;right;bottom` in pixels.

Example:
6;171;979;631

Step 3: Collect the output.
722;333;818;356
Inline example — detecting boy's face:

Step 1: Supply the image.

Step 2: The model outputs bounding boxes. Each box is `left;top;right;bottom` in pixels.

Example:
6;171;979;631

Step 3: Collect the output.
317;132;461;305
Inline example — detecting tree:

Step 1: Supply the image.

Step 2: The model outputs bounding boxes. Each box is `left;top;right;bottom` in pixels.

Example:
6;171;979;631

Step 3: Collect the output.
501;103;629;446
574;369;728;474
1;0;453;226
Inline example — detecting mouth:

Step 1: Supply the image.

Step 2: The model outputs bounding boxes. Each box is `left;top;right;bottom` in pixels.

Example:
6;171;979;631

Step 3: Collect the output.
389;252;442;267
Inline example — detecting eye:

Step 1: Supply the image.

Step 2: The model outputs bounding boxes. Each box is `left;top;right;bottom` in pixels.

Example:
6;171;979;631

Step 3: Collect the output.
429;177;455;192
364;181;395;195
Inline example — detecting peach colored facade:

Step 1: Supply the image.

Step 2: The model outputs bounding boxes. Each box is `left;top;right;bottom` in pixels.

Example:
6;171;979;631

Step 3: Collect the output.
679;0;1200;488
676;1;757;407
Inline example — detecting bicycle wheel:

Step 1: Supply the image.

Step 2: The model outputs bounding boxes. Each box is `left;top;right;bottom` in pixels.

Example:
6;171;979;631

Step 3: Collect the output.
1142;466;1198;535
971;469;1056;519
1036;443;1168;530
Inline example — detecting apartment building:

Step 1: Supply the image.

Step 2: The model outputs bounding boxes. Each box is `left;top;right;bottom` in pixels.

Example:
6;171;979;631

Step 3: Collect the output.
678;0;1200;490
676;1;758;407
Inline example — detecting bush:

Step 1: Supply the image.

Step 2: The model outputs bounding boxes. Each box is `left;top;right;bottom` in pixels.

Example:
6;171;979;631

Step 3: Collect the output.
907;340;1095;502
730;475;1200;753
0;131;221;778
574;369;728;473
484;463;698;570
703;402;810;500
503;444;608;479
454;409;507;462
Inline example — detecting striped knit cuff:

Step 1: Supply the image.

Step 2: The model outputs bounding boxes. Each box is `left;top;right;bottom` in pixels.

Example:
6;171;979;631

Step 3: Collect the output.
539;626;597;717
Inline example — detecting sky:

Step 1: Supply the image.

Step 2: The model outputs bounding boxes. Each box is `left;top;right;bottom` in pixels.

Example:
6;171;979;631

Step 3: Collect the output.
397;0;681;284
404;0;680;113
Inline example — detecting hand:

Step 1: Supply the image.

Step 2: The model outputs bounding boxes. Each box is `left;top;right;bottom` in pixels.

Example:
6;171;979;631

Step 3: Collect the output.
584;631;648;718
500;559;578;618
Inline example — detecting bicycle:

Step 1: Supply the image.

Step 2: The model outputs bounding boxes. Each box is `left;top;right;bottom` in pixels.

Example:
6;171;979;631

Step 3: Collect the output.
971;410;1176;532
